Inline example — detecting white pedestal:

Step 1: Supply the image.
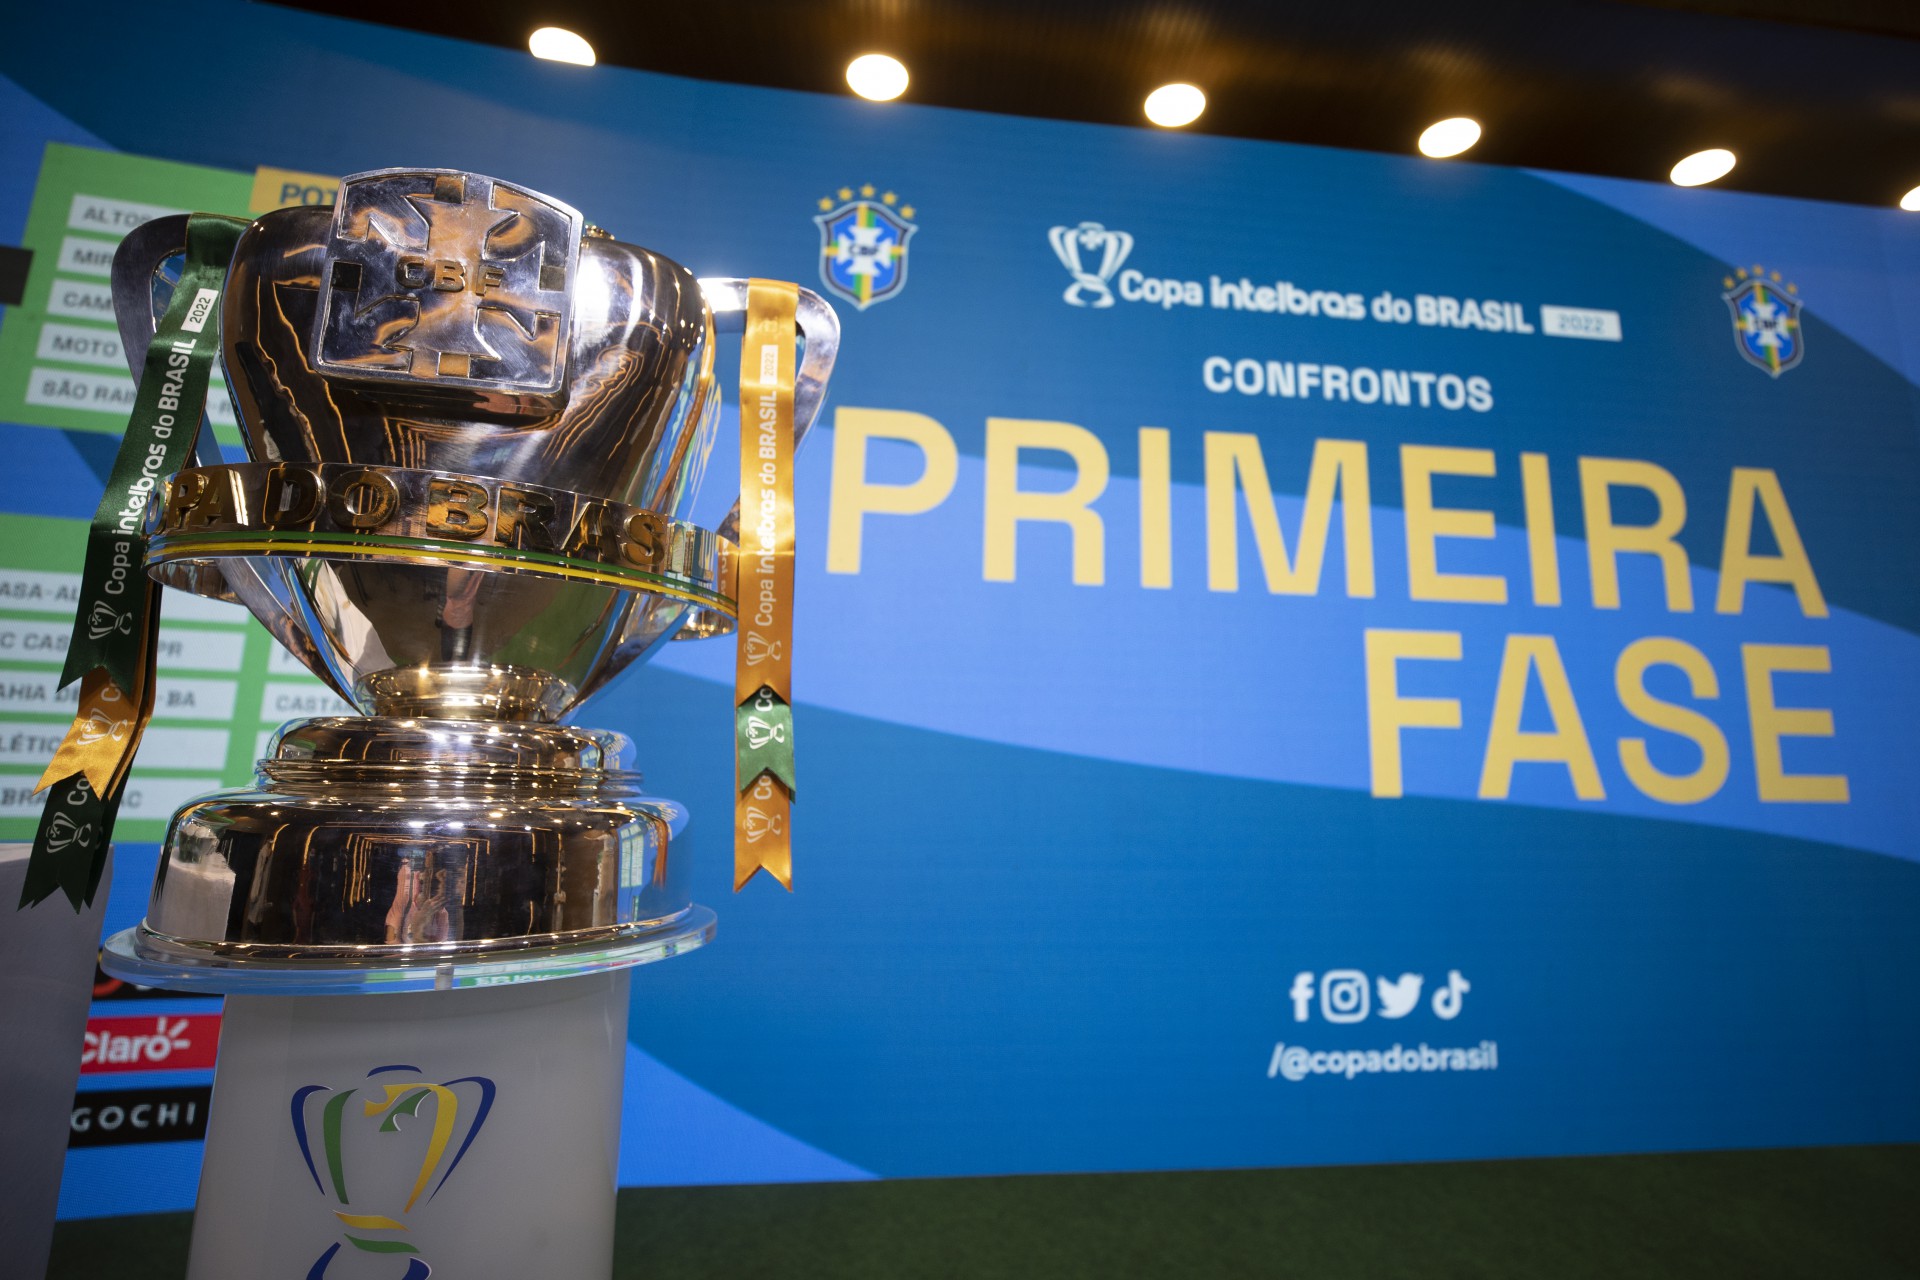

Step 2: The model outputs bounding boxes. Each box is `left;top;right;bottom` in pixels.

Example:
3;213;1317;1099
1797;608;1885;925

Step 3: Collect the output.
0;844;112;1280
186;970;630;1280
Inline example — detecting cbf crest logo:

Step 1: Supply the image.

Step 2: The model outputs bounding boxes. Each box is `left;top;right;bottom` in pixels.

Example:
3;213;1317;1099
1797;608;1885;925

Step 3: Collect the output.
1722;264;1804;377
814;185;916;310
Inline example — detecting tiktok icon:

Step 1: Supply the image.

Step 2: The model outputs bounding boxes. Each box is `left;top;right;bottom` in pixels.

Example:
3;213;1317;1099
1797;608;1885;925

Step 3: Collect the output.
1431;970;1470;1020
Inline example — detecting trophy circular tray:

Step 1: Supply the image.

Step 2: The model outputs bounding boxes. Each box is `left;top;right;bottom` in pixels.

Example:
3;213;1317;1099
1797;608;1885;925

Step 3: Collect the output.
100;906;716;996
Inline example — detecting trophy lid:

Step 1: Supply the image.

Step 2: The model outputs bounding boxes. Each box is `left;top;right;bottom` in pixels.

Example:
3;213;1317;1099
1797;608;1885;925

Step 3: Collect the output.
312;169;585;410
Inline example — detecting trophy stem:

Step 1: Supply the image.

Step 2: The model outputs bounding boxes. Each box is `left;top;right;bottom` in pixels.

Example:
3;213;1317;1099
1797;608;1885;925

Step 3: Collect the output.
185;971;630;1280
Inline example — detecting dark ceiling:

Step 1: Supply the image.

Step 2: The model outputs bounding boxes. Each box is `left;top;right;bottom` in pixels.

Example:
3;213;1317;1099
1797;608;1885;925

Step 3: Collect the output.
267;0;1920;208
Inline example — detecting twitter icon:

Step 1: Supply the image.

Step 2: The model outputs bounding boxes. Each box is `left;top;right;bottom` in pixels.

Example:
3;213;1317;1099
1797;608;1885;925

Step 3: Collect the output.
1376;973;1424;1019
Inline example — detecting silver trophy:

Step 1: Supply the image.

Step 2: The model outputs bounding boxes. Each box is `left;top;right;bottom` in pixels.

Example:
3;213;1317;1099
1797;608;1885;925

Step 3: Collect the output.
101;168;838;986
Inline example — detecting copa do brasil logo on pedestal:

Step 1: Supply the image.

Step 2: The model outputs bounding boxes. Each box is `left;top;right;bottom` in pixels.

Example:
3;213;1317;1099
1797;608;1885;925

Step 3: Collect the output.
291;1065;497;1279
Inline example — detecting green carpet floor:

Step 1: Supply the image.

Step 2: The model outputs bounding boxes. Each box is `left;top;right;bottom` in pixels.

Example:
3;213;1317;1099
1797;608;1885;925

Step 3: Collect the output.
48;1144;1920;1278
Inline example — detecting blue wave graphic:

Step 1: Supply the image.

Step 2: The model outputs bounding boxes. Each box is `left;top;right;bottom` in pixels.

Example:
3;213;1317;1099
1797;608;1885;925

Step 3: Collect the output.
615;681;1920;1177
660;432;1920;865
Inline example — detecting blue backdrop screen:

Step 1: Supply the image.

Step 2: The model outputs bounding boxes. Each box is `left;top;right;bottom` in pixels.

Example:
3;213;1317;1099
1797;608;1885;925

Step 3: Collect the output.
3;0;1918;1219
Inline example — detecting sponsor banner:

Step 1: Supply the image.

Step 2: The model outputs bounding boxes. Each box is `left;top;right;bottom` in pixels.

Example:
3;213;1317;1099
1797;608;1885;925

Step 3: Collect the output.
70;1084;211;1148
80;1012;220;1074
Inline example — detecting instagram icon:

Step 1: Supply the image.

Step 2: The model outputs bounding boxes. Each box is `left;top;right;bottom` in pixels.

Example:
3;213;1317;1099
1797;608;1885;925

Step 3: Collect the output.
1320;970;1370;1023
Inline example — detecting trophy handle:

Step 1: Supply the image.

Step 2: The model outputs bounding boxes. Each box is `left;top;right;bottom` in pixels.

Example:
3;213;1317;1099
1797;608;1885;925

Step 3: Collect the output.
111;216;357;704
111;214;231;476
697;278;841;544
111;215;194;380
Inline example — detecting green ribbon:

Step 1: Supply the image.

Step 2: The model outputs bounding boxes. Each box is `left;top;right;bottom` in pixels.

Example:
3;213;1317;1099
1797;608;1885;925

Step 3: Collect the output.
23;606;160;910
16;773;123;911
21;213;247;910
736;686;797;798
60;213;247;694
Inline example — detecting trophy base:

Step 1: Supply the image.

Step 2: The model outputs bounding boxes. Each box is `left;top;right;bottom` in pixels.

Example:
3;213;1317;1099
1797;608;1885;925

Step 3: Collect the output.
101;715;707;994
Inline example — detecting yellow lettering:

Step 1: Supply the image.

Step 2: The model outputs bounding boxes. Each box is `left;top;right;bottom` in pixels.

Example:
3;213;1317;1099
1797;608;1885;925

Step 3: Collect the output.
1402;445;1505;604
1364;629;1462;798
1206;435;1373;596
1139;427;1172;589
1716;467;1827;617
1615;638;1729;804
1742;644;1848;802
1521;451;1560;606
1479;635;1604;800
982;418;1109;585
1580;457;1692;612
826;407;959;575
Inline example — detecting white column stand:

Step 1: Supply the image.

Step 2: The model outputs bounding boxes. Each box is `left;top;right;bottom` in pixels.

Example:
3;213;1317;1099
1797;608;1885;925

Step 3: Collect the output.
186;969;630;1280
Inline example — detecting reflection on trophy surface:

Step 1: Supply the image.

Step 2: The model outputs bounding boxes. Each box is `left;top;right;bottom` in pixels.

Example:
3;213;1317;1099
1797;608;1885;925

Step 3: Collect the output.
102;167;839;978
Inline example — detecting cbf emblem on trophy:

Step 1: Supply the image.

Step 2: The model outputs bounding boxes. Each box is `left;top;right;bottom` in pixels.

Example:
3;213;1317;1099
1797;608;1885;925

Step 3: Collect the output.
316;170;577;392
292;1066;497;1278
1048;221;1133;308
1722;264;1804;377
814;185;915;310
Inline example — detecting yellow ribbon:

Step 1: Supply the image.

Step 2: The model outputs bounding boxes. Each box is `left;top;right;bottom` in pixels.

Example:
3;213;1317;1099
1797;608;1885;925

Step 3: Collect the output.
735;279;799;891
35;590;159;805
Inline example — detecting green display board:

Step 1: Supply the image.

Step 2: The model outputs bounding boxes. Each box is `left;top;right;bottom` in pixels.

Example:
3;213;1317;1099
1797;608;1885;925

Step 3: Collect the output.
0;143;257;445
0;144;351;843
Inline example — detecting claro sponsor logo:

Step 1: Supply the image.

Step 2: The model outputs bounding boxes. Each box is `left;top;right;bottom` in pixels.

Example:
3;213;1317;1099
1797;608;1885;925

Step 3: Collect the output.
80;1013;221;1073
70;1085;211;1148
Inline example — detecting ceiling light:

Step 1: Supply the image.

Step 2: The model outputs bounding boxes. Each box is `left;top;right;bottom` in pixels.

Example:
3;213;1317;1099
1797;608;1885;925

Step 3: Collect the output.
846;53;909;102
529;27;595;66
1418;117;1481;159
1901;185;1920;212
1670;148;1735;187
1144;83;1206;129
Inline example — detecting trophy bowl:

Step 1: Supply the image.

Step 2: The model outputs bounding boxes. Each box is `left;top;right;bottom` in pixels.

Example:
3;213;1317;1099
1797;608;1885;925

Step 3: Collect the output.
99;169;838;990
